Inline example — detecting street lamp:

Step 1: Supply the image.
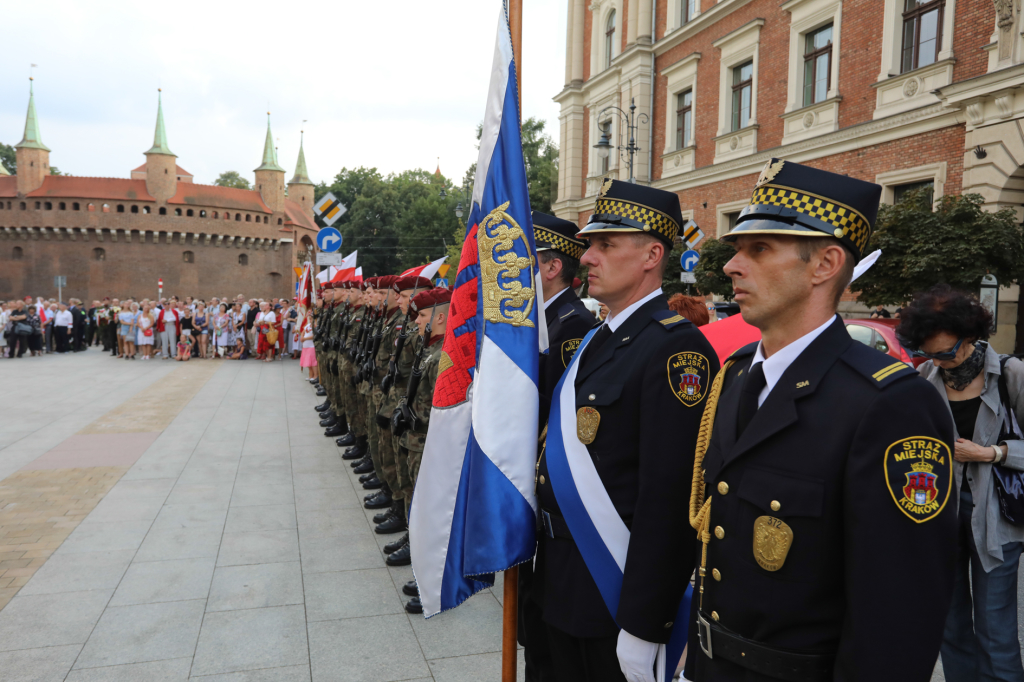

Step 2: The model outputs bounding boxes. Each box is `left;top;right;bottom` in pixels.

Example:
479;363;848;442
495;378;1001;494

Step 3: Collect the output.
593;97;648;184
455;203;464;219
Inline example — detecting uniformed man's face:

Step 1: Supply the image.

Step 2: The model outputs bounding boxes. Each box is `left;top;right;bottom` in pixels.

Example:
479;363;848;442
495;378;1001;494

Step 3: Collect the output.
416;309;431;336
724;235;815;329
580;233;663;310
397;290;413;315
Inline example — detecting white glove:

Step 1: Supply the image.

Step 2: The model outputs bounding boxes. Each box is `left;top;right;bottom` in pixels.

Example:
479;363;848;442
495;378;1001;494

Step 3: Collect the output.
616;629;659;682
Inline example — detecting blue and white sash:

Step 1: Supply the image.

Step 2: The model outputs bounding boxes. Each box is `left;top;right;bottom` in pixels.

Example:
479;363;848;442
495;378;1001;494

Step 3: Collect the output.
545;328;691;682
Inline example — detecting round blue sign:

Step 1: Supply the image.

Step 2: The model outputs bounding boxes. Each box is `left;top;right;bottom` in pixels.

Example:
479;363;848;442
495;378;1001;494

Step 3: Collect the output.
316;227;343;253
681;249;700;273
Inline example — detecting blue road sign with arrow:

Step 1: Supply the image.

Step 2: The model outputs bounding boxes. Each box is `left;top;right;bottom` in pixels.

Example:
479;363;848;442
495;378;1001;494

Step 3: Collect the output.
681;249;700;272
316;227;343;253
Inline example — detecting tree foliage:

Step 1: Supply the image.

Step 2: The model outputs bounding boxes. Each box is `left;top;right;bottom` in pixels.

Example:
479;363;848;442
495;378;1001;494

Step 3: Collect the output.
854;191;1024;306
521;117;559;214
214;171;251;190
693;238;737;300
1;143;16;175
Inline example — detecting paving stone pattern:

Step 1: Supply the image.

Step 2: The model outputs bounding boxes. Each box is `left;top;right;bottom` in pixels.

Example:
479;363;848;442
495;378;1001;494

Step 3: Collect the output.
0;352;523;681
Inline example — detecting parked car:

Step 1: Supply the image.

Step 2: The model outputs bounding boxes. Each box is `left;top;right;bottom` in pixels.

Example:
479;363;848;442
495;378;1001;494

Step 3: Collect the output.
843;318;925;368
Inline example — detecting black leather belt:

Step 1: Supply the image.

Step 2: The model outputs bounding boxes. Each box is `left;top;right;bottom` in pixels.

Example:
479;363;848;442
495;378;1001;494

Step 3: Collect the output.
696;612;834;682
539;509;572;540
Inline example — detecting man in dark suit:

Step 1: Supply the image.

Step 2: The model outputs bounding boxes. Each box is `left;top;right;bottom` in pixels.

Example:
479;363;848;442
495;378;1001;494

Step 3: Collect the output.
535;181;719;682
684;159;957;681
69;299;86;351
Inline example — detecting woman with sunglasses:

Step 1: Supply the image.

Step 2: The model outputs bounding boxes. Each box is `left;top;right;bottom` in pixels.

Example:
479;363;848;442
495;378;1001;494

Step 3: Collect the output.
898;284;1024;682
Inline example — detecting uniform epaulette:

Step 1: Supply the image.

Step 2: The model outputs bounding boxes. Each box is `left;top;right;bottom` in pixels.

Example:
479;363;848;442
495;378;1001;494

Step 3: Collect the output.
651;309;692;329
841;340;916;389
727;341;759;361
557;303;579;321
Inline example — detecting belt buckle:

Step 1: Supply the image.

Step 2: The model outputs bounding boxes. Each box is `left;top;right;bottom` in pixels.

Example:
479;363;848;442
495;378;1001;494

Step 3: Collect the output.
541;511;555;539
697;613;713;659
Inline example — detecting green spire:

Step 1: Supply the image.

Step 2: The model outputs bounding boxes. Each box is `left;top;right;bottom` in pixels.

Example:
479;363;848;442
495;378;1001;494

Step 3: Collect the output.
289;131;313;185
145;89;175;157
0;162;10;176
255;113;285;172
16;79;51;152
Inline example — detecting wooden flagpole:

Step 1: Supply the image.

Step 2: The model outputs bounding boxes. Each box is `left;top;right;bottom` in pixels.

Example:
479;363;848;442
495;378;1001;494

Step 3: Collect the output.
504;3;523;682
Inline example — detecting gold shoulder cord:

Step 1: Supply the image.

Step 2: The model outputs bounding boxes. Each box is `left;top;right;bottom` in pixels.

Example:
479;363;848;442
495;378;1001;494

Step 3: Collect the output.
689;360;733;611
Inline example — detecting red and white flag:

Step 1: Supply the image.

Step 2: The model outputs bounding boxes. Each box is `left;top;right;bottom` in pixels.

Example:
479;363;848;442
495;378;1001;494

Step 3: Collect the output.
400;256;447;281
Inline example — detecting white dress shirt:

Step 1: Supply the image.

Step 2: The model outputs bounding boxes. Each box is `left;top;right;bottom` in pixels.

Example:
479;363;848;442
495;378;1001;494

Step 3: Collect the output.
541;287;569;311
749;315;837;407
604;287;663;333
54;310;73;328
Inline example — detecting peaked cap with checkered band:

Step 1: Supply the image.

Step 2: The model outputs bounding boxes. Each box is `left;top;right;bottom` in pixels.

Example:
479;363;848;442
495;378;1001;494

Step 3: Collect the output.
577;179;683;246
725;158;882;263
532;211;586;260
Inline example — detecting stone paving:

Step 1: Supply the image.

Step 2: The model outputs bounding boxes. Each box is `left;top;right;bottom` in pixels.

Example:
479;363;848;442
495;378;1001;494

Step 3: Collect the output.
0;351;522;682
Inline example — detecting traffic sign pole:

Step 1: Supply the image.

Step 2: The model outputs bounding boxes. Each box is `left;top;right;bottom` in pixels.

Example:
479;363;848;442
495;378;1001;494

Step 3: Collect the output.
158;278;164;300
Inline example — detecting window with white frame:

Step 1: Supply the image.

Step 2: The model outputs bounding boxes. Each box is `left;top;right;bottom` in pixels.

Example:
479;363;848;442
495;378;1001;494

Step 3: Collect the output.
731;61;754;131
803;24;833;106
605;11;617;69
900;0;943;73
876;162;946;205
676;91;693;150
682;0;698;25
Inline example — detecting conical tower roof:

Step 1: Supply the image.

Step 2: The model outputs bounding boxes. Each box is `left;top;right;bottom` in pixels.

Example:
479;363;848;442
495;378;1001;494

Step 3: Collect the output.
16;79;51;152
255;113;285;173
145;89;175;157
0;163;10;176
289;131;313;185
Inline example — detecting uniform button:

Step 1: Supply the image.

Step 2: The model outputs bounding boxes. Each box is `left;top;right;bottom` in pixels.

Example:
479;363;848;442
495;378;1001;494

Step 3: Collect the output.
539;475;546;485
588;394;596;401
711;611;720;622
717;481;729;495
712;568;721;581
664;622;673;629
714;526;725;540
770;500;781;512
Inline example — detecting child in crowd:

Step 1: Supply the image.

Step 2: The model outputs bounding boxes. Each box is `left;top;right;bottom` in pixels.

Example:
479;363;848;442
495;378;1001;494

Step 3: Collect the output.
299;312;317;382
228;337;247;360
176;331;193;361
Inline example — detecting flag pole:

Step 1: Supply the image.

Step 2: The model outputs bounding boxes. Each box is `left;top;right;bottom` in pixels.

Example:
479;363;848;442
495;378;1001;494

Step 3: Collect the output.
504;2;523;681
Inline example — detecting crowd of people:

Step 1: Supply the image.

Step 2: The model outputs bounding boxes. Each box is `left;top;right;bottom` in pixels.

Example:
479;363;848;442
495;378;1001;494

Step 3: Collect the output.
0;294;310;362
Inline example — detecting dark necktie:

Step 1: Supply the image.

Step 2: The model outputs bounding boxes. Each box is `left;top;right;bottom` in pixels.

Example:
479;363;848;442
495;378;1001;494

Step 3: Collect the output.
579;325;613;372
736;361;767;437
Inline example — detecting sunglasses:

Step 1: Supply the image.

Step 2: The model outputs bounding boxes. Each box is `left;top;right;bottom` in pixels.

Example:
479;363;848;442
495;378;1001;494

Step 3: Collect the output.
901;336;965;361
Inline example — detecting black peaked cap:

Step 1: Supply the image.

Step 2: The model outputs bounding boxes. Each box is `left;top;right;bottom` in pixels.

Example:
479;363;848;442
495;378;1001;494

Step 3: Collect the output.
533;211;586;260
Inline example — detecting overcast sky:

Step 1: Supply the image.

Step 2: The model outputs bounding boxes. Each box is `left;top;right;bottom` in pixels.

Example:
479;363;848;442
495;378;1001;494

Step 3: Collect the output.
1;0;567;188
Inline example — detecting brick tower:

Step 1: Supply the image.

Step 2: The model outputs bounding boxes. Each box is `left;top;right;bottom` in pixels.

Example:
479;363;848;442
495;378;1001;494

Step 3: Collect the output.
254;114;286;214
15;78;51;195
144;90;177;201
287;131;315;218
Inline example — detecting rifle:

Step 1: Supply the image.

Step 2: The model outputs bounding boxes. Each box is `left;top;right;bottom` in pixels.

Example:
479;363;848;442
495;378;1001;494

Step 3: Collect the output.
354;301;382;384
328;301;350;351
362;305;389;382
392;299;438;437
381;284;426;393
340;303;355;352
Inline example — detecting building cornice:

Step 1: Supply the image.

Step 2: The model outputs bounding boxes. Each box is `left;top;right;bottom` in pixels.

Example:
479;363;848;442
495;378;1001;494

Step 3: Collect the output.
653;0;756;57
936;62;1024;105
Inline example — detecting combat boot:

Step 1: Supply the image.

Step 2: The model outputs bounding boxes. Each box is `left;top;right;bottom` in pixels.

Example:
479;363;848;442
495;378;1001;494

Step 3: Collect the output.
362;475;383;490
404;597;422;614
352;458;374;475
373;507;395;524
402;580;419;597
319;413;337;427
316;386;327;396
336;432;356;447
385;538;411;564
315;401;331;412
364;490;392;510
324;423;345;437
383;533;409;554
376;503;406;534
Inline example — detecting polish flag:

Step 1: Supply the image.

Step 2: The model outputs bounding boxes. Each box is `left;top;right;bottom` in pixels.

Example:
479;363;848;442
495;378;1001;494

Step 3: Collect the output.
400;255;447;281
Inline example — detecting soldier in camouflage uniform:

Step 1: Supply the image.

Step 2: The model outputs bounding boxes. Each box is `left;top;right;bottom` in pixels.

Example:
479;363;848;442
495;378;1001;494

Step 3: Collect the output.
391;287;451;611
340;283;371;463
323;284;349;439
373;276;432;538
357;278;392;510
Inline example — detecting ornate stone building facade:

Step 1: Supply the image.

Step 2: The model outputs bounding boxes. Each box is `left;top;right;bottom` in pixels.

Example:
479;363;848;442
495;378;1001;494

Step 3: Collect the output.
553;0;1023;348
0;84;318;302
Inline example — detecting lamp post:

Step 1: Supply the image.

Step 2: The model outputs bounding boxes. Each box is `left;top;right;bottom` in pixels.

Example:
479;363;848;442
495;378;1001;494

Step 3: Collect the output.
593;97;648;184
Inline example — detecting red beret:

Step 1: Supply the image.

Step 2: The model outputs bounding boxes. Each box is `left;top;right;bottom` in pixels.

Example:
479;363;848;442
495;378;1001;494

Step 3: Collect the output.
393;276;433;293
410;288;453;313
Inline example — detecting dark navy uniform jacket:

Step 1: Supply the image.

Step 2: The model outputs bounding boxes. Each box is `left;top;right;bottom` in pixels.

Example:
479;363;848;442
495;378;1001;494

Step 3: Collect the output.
539;288;596;425
685;317;956;682
535;294;719;643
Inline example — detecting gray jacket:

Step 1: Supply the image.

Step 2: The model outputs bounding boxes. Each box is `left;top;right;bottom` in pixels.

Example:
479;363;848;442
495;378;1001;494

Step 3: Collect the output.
919;345;1024;572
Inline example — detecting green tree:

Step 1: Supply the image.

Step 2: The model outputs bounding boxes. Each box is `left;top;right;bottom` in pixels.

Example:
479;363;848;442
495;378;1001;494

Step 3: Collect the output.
0;143;15;175
692;238;737;300
854;191;1024;306
521;117;559;214
214;171;251;190
49;166;62;176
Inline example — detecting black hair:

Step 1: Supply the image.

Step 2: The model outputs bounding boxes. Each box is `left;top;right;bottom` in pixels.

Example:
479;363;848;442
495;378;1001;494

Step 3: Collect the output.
538;250;579;286
895;284;995;349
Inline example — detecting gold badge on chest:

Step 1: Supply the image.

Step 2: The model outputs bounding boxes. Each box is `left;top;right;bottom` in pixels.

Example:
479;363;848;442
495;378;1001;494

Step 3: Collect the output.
752;516;794;572
576;407;601;445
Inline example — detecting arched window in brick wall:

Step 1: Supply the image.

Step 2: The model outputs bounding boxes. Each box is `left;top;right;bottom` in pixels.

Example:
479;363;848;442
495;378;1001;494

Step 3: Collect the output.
131;205;138;214
73;203;80;211
19;202;26;210
183;251;194;263
12;246;23;260
235;213;241;221
277;218;283;225
102;204;110;213
143;206;150;214
117;205;124;213
199;210;206;218
159;207;166;215
34;202;40;209
88;204;95;212
263;216;268;224
93;247;105;261
174;208;182;216
186;209;194;217
59;202;66;210
44;202;52;210
245;214;251;222
238;254;248;266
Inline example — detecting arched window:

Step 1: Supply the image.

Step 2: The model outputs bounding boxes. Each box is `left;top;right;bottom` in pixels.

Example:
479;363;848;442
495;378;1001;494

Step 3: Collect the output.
183;250;195;263
245;214;251;222
12;246;24;260
131;205;139;214
159;207;167;215
235;213;241;221
116;204;124;213
102;203;110;213
174;208;182;216
277;218;283;225
143;206;150;214
238;254;248;266
19;202;26;210
72;202;80;211
88;203;96;212
93;247;105;261
44;202;52;210
58;202;66;210
186;209;194;217
605;10;616;69
263;216;268;224
212;211;219;219
34;201;41;209
199;210;206;218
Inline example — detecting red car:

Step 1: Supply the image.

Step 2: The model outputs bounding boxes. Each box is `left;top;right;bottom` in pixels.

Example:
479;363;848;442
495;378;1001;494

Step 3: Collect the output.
843;318;925;368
